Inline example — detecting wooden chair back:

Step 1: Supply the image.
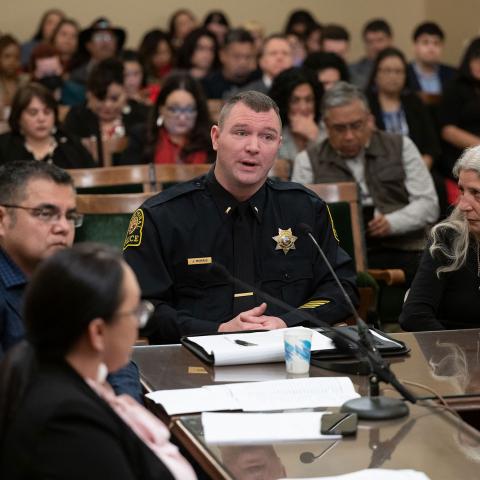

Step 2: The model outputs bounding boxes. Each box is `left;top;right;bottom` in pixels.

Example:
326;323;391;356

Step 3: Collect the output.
306;182;366;272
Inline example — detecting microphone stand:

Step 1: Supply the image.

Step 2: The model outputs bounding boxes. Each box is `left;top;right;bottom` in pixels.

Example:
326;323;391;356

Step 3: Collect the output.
209;260;416;420
298;224;414;419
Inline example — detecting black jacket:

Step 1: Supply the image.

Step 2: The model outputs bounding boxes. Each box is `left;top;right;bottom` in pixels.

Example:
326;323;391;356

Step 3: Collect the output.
0;359;174;480
0;130;95;169
124;170;358;344
63;100;150;166
367;91;440;159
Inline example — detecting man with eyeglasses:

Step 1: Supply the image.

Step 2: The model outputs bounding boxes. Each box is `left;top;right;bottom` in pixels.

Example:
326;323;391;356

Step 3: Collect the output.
292;82;439;284
0;161;143;402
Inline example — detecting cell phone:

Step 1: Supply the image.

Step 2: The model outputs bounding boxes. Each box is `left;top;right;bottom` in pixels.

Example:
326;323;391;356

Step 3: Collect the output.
320;413;358;436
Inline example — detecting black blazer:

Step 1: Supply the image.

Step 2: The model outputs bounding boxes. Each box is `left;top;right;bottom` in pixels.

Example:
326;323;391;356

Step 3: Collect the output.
367;91;441;159
0;360;175;480
63;100;151;166
0;130;96;169
406;63;457;93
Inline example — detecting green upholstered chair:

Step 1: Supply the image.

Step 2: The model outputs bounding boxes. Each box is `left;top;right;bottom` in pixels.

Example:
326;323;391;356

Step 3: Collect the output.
75;192;155;249
306;183;405;325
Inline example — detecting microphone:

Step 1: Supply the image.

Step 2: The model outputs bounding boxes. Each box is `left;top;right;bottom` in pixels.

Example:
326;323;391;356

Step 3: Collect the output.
297;223;416;418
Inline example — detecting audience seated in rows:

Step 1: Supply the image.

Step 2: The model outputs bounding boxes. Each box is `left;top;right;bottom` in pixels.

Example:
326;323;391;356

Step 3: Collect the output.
20;8;64;68
126;72;213;164
292;82;439;284
50;18;80;72
365;47;440;170
202;28;259;99
64;58;149;166
304;51;350;91
70;17;126;86
407;21;456;97
349;19;393;90
176;27;220;80
241;34;294;94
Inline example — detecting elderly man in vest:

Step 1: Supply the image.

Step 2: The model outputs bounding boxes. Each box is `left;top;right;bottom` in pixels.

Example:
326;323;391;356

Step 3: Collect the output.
292;81;439;284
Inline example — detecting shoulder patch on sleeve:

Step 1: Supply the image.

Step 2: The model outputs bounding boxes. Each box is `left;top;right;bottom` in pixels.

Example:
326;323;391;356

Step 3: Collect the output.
123;208;144;250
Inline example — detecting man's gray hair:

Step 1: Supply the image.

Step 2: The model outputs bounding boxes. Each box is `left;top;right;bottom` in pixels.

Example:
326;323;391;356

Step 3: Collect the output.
321;81;370;117
218;90;282;129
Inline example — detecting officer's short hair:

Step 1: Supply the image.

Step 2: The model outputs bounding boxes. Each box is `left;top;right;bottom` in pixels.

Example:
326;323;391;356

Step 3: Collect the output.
0;161;73;205
218;90;282;128
218;90;282;129
321;81;370;118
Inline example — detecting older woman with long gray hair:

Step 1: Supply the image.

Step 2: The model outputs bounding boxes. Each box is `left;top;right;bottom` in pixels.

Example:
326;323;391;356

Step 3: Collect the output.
400;145;480;331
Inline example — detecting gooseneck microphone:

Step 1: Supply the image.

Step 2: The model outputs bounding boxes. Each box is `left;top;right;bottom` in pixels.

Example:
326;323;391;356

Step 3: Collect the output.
297;223;416;419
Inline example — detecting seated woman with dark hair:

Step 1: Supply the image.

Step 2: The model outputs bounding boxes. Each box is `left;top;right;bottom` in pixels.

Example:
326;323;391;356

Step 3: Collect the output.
400;146;480;331
126;72;213;165
176;28;219;80
268;67;324;163
303;51;350;91
0;243;196;479
64;58;150;166
366;47;440;170
0;83;94;168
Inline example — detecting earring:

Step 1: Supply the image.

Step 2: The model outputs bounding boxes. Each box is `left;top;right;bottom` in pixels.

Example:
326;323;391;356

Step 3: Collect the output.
96;362;108;384
51;125;57;135
156;115;163;127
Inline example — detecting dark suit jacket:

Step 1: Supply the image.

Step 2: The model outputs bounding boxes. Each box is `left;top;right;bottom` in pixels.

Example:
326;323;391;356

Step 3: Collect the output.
406;63;457;93
0;360;174;480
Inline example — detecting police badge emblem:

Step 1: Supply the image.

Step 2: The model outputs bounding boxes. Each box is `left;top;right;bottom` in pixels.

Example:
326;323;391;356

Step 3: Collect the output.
272;228;298;254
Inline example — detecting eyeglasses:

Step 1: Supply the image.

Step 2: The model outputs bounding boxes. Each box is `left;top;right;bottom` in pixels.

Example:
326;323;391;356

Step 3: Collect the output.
0;204;84;228
92;32;114;43
114;300;154;329
377;67;405;76
165;105;197;117
327;118;367;135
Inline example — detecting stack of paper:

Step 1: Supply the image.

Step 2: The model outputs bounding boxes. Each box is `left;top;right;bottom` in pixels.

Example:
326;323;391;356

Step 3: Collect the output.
146;377;360;415
185;327;335;366
201;411;341;444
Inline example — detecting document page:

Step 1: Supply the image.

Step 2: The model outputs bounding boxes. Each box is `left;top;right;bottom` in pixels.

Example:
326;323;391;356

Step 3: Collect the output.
225;377;360;411
186;327;334;366
146;385;239;415
202;411;341;444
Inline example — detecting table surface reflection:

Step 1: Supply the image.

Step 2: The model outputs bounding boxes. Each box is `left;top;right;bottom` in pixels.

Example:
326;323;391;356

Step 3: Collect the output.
132;329;480;408
173;404;480;480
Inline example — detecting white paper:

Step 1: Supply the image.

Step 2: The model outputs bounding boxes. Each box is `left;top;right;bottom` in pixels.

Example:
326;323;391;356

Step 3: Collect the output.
225;377;360;411
147;377;359;414
369;329;403;348
202;411;341;444
186;327;335;366
281;469;431;480
213;363;287;382
146;385;239;415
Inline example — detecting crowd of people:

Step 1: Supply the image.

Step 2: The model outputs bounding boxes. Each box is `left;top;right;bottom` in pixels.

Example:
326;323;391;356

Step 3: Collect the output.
1;6;480;479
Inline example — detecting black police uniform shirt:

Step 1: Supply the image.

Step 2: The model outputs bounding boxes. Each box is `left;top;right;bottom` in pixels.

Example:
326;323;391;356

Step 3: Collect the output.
123;170;359;344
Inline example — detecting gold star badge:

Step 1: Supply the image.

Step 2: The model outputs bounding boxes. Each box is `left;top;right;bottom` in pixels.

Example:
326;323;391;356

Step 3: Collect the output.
273;228;298;255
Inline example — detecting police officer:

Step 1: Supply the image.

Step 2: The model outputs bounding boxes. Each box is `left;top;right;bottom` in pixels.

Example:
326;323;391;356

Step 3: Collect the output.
124;91;358;344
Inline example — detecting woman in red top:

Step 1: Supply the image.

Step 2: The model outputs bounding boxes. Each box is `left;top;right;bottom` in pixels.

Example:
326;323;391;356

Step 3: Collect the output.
129;72;213;165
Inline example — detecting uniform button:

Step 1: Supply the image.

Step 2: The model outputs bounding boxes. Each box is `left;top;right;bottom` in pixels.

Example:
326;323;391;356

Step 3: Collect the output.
283;273;290;280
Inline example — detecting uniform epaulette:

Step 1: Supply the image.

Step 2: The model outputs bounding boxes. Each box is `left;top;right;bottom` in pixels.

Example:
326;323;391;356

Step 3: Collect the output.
143;176;206;208
266;178;320;199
